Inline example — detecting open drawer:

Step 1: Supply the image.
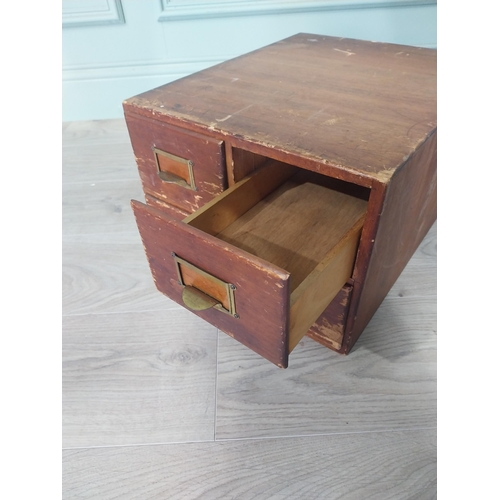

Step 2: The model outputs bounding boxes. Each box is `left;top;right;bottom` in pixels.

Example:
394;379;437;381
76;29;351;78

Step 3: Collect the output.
131;160;368;367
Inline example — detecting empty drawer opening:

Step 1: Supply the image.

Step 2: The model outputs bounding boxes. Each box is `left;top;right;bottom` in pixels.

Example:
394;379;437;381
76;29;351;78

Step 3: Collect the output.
183;159;369;351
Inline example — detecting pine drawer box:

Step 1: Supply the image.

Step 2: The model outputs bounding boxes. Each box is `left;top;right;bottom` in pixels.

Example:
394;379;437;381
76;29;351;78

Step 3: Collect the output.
124;34;437;368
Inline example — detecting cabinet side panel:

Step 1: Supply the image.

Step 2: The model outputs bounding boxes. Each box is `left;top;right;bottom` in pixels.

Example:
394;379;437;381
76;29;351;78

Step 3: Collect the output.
344;130;437;352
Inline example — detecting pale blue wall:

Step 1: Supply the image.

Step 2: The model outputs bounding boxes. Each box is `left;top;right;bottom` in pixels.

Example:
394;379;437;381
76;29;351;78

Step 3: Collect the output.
62;0;437;122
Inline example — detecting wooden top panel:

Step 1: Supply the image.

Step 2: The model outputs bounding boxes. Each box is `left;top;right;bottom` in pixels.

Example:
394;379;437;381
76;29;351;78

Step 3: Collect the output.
124;33;436;184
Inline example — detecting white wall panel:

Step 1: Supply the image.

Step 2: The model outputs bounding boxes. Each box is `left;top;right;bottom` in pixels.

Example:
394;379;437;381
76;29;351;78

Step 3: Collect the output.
158;0;436;21
63;0;436;121
62;0;125;27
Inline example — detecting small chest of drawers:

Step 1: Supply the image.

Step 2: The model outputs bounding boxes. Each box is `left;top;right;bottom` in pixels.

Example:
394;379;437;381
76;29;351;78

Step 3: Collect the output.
124;33;437;368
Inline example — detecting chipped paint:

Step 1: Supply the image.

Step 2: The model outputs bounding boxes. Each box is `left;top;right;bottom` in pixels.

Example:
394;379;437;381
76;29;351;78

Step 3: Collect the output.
333;48;355;56
215;114;232;123
324;118;339;126
372;168;394;183
316;321;343;336
201;182;222;194
215;104;254;123
306;107;329;122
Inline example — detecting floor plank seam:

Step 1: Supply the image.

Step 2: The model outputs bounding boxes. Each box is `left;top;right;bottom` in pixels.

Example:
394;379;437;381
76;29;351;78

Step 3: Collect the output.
62;307;183;318
62;426;437;451
214;330;220;441
62;142;133;149
213;426;438;443
62;439;217;451
62;178;139;186
62;233;141;240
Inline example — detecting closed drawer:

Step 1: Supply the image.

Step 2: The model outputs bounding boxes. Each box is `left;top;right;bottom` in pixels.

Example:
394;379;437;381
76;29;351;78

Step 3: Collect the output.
125;112;227;213
131;160;367;368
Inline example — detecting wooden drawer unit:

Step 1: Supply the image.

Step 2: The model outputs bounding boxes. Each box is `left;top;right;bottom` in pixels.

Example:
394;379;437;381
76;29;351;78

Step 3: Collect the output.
123;34;437;368
124;112;227;215
132;160;367;367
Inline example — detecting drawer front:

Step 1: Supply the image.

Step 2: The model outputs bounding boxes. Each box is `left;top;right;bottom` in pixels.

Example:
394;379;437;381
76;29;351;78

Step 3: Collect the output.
131;200;291;368
125;112;226;213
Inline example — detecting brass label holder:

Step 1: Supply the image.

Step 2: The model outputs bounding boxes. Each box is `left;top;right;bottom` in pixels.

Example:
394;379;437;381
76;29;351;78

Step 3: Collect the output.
173;254;238;318
152;147;196;191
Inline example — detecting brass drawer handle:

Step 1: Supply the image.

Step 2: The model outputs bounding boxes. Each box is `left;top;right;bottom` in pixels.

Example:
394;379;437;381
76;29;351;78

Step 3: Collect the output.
152;147;196;191
182;286;219;311
173;254;238;318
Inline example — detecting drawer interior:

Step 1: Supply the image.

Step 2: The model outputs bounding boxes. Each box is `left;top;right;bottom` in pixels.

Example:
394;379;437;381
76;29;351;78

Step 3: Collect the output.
184;159;369;351
218;171;361;292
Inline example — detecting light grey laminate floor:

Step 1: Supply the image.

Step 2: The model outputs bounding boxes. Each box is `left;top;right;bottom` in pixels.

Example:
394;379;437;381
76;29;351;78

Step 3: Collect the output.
62;119;437;499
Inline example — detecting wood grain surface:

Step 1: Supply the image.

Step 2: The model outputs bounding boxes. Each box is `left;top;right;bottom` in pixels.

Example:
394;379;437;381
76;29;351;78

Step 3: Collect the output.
62;119;138;183
62;241;181;315
215;224;436;439
230;146;269;184
216;168;367;292
216;295;436;439
63;119;436;499
62;121;181;315
63;429;436;500
185;159;297;236
62;179;144;243
124;34;436;186
63;309;218;447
